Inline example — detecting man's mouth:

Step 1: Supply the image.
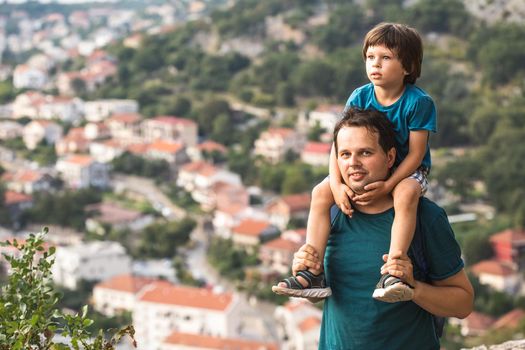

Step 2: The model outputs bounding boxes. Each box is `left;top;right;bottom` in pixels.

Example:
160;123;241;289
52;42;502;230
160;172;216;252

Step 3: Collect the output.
349;171;367;181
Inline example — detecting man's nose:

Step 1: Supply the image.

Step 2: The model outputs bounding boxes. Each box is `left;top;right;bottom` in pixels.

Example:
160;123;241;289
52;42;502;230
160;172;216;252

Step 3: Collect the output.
349;154;361;166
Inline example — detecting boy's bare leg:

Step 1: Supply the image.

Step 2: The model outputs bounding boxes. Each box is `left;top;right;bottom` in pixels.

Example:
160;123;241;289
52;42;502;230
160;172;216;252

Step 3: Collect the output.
278;178;334;288
373;177;421;302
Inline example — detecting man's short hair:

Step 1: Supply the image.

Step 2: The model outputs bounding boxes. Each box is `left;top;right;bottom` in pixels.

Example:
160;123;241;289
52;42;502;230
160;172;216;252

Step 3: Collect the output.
362;22;423;85
334;107;396;154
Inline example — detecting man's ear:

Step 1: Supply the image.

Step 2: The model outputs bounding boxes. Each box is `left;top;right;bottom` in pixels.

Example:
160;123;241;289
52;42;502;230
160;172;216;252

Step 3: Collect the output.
387;147;396;168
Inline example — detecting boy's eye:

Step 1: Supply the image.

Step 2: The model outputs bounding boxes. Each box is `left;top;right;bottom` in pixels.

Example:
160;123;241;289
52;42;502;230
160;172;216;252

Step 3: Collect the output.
367;55;374;60
383;56;391;60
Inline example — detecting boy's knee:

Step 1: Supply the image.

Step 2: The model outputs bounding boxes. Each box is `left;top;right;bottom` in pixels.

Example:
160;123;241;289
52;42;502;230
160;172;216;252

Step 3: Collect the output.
393;181;421;208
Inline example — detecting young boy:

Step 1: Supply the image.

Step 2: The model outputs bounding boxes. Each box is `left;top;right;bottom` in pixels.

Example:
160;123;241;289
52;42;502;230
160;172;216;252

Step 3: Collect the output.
273;22;437;302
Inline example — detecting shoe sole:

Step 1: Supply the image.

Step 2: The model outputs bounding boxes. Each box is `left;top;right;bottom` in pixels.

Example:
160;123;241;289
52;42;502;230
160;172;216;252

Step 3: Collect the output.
372;283;414;303
272;285;332;299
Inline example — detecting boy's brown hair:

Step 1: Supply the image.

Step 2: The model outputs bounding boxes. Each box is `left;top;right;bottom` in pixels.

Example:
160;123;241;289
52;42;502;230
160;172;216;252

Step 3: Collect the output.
362;22;423;85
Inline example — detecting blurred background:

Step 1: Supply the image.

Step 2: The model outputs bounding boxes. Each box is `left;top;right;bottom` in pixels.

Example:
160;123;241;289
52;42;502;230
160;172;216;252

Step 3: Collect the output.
0;0;524;349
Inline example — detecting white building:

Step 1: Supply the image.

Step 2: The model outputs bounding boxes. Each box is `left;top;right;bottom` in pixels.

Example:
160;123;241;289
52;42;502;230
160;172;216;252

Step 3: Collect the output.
38;95;83;124
0;121;23;140
13;64;48;90
133;281;243;350
274;300;322;350
93;274;157;317
23;120;63;150
83;99;138;122
306;104;344;132
161;332;278;350
254;127;305;164
301;142;331;168
55;154;110;189
52;241;132;290
470;260;522;294
142;116;198;147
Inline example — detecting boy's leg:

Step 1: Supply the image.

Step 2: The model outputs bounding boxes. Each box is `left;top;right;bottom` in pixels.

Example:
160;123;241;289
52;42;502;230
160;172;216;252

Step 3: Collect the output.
373;177;421;302
273;178;334;297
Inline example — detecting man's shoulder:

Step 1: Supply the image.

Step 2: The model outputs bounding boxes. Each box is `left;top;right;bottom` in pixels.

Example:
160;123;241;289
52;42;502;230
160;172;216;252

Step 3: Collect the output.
418;197;446;222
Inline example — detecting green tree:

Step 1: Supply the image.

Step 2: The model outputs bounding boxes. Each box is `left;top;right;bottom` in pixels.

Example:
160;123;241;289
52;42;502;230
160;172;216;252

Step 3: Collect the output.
136;218;196;258
0;229;135;349
461;231;493;265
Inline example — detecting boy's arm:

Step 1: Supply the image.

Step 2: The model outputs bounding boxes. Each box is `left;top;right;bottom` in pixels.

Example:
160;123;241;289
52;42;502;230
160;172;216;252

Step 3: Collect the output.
329;142;354;215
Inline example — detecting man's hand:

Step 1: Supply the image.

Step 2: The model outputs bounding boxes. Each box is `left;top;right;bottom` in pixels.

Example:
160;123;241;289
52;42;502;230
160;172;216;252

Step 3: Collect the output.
331;182;355;217
292;244;321;276
353;180;392;205
380;251;415;288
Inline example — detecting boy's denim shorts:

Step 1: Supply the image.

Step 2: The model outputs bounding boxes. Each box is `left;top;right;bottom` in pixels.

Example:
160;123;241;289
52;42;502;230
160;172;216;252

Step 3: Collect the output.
408;166;429;196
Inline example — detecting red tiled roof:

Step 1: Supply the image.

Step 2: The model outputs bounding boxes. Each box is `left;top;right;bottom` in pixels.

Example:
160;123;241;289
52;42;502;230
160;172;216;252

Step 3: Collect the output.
465;311;495;331
490;229;525;244
303;142;331;154
126;143;149;155
95;274;156;294
492;309;525;330
108;113;141;124
232;219;271;236
470;260;516;277
163;332;278;350
63;155;93;166
281;193;311;212
152;116;196;126
262;237;301;252
138;282;234;311
198;140;227;153
148;140;184;154
181;161;217;176
267;127;294;138
4;191;33;205
298;315;321;332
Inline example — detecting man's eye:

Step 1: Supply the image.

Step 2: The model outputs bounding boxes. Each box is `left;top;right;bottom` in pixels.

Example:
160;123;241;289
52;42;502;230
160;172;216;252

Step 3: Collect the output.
362;151;371;156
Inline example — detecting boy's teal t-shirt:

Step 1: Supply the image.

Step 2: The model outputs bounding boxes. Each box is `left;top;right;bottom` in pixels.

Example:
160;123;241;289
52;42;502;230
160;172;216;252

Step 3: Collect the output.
345;83;437;170
318;199;464;350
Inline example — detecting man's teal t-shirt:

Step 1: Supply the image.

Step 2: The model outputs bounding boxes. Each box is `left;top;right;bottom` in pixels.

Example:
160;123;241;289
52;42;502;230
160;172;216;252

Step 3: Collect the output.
318;199;464;350
345;83;437;170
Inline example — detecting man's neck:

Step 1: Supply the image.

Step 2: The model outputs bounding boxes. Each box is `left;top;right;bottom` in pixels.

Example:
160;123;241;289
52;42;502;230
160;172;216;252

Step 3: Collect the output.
353;195;394;214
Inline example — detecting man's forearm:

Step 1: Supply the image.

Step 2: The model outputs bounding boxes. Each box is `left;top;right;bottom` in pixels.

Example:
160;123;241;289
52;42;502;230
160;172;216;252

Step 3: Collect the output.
412;271;474;319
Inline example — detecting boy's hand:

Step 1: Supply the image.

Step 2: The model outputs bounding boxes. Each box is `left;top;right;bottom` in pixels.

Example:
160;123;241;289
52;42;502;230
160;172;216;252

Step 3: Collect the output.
353;180;392;205
333;182;354;217
380;251;415;288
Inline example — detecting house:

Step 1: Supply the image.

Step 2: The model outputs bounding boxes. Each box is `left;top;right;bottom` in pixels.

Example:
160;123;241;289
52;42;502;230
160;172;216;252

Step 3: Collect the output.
281;228;307;244
38;95;83;123
55;154;110;189
161;332;278;350
83;99;138;122
305;104;344;132
254;127;305;164
52;241;132;290
1;169;54;194
0;121;23;140
266;193;311;230
231;218;279;253
210;182;249;213
105;112;142;142
133;281;243;350
84;122;111;140
301;141;331;167
176;161;242;208
259;236;303;274
146;140;188;165
142;116;198;147
55;127;89;156
23;120;63;150
489;228;525;269
3;191;33;225
85;202;154;234
274;300;323;350
92;274;157;317
89;139;125;163
470;259;522;294
123;33;143;49
13;64;48;90
450;311;495;337
492;309;525;331
12;91;46;119
189;140;228;162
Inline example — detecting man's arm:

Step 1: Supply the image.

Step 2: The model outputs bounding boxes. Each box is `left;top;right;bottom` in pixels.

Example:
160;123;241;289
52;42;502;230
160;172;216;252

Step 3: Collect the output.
382;252;474;319
412;270;474;319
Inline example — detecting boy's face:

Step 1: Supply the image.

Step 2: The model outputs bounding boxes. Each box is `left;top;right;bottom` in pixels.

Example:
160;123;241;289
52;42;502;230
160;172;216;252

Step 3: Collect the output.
365;45;408;89
336;126;395;195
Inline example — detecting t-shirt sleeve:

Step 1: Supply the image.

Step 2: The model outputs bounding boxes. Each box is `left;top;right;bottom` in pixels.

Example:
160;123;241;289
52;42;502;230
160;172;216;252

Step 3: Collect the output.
421;206;464;281
345;89;361;109
408;96;437;133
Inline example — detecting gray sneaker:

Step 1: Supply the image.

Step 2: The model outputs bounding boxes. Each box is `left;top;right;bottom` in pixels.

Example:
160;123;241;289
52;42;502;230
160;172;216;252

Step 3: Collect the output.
372;273;414;303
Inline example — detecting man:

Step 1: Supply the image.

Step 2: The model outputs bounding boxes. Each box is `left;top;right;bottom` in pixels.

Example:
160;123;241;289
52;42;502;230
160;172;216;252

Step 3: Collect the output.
292;107;473;349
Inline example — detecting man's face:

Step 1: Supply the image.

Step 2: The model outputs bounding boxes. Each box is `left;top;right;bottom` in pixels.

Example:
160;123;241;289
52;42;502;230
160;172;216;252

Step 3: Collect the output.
336;126;395;195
